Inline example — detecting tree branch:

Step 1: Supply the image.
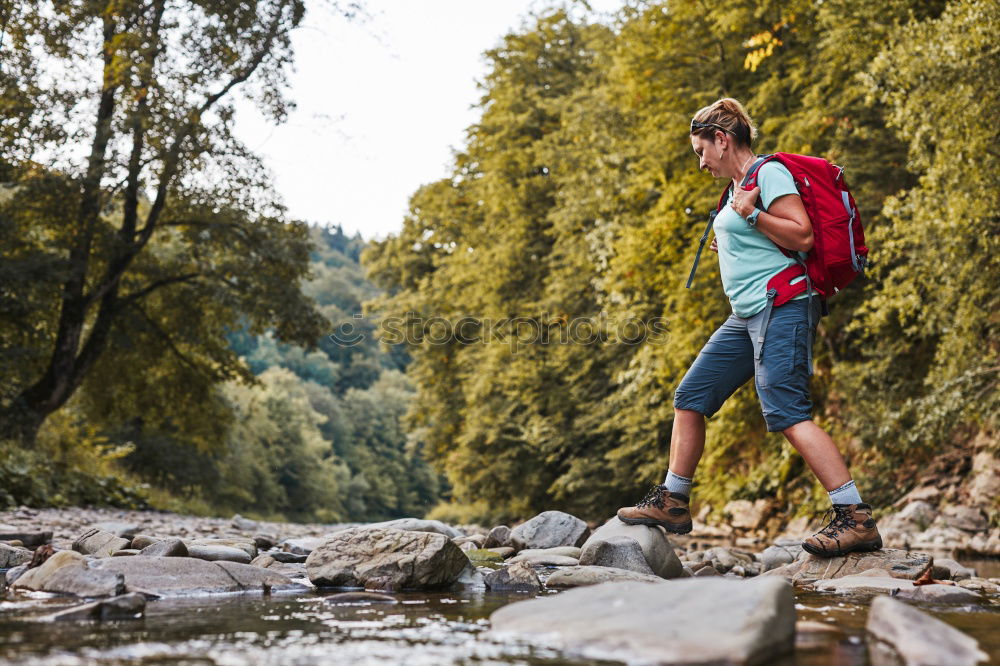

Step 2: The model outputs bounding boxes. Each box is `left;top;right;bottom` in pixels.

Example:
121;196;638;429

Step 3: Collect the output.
119;272;201;304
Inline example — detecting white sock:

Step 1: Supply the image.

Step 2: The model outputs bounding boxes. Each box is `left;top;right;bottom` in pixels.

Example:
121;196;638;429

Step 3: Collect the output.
663;470;693;497
828;479;863;505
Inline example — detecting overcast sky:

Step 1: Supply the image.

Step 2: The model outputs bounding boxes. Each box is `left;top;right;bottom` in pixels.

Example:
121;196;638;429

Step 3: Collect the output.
233;0;624;240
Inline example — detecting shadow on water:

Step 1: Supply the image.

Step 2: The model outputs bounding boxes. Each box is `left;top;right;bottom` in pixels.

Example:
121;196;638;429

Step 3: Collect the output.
0;583;997;665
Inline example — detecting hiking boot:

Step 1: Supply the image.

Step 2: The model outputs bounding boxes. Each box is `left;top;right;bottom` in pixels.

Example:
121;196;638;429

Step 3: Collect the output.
617;484;693;534
802;503;883;557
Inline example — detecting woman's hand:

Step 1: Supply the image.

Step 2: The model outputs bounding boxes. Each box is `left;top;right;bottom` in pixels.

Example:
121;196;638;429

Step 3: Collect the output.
710;237;718;253
731;186;761;218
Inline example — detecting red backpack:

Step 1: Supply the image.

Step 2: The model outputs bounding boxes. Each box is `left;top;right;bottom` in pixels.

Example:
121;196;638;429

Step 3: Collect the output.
685;153;869;372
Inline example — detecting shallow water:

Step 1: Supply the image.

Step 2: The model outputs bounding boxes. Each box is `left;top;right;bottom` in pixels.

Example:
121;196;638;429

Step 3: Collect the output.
0;581;997;665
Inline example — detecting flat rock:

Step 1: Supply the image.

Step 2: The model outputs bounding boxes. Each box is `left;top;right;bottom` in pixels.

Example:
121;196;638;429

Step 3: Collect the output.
364;518;464;539
787;549;932;583
282;536;329;556
546;565;667;588
12;551;125;598
813;575;982;603
510;511;588;550
92;556;301;596
490;578;795;664
73;529;130;558
510;546;581;559
268;551;306;564
580;517;683;579
866;595;988;666
0;543;33;568
41;592;146;621
186;545;252;564
306;527;469;591
0;525;51;548
139;538;188;558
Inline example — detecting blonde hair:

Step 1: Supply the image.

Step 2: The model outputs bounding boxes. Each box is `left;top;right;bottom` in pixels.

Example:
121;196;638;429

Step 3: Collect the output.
690;98;758;147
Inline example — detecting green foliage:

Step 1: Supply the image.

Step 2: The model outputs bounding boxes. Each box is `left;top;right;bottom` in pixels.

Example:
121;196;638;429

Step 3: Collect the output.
365;0;999;523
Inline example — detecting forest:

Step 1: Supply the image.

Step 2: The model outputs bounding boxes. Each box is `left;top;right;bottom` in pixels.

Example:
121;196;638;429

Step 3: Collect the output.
1;0;996;526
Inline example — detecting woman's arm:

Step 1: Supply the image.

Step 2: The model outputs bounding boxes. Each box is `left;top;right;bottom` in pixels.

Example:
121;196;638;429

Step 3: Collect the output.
732;188;814;252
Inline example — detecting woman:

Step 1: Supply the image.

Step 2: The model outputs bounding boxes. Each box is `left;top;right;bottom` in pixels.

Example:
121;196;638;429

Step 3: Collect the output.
616;98;881;557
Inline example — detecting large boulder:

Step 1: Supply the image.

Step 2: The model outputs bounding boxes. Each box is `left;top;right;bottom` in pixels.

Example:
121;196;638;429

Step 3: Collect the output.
305;527;469;591
72;529;130;558
580;517;683;579
866;596;988;666
92;556;301;596
12;551;125;597
510;511;588;550
364;518;464;539
490;578;795;664
545;566;667;588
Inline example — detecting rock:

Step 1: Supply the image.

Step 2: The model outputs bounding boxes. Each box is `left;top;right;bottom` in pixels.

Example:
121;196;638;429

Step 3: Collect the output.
465;549;504;567
139;538;188;558
231;514;257;531
506;552;579;566
483;562;541;592
130;535;162;550
0;525;51;548
92;556;301;596
788;549;932;583
932;558;975;581
250;554;275;568
510;546;581;559
12;551;125;597
866;595;988;666
957;578;1000;593
757;545;796;572
456;562;485;589
72;529;130;558
968;452;1000;508
92;522;140;539
546;565;668;588
364;518;464;539
305;527;469;591
42;593;146;622
491;547;515;558
0;543;32;568
6;564;28;585
704;546;744;573
814;575;982;603
186;545;252;564
253;534;277;550
268;551;306;564
483;525;512;549
967;529;1000;556
325;591;398;604
112;549;139;556
579;536;655;576
895;501;936;528
723;499;772;530
452;534;487;548
939;506;988;533
188;539;256;559
510;511;588;550
490;578;795;664
282;537;329;556
579;517;683;579
694;565;721;577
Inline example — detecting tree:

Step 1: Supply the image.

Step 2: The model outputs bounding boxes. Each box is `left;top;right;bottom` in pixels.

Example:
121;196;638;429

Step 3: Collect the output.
0;1;343;443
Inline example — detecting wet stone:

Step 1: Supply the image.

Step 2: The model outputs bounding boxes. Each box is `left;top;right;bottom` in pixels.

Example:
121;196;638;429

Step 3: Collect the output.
139;538;188;558
0;526;52;548
0;543;32;569
483;562;541;592
42;592;146;622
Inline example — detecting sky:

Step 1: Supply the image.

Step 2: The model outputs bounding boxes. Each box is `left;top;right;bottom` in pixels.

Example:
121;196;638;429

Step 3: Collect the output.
233;0;625;241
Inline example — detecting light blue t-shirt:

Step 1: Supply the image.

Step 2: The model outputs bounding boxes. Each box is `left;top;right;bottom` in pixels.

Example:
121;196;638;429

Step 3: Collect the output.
714;161;809;318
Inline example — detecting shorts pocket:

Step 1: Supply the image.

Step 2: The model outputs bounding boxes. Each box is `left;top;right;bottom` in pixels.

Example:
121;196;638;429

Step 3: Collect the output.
755;321;800;389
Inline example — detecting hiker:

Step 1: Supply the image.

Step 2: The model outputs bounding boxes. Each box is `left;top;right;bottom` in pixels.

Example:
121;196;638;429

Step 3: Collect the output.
617;98;881;557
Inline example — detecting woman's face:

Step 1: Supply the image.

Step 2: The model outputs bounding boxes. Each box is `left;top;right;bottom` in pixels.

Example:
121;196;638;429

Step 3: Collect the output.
690;132;726;178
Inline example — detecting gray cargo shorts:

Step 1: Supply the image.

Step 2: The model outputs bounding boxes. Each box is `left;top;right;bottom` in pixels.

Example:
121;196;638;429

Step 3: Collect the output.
673;297;822;432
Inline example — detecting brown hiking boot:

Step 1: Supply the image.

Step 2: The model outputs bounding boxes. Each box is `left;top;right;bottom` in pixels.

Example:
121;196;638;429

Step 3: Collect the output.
617;484;693;534
802;503;883;557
